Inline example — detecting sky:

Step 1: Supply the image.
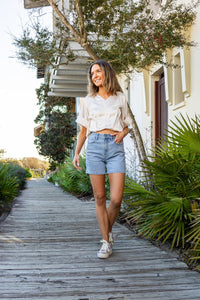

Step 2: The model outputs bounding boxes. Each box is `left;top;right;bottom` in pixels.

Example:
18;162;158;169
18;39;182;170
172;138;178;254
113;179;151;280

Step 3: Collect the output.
0;1;52;159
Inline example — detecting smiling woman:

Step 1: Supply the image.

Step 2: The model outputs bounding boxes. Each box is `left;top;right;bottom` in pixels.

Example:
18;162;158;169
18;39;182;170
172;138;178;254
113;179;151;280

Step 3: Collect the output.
73;60;131;259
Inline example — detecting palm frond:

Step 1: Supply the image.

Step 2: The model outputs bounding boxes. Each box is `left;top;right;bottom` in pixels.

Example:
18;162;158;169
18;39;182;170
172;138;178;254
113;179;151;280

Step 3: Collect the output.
123;114;200;253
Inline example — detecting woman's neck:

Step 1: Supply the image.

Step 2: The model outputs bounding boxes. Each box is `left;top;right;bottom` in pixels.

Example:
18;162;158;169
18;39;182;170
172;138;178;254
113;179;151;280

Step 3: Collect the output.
97;86;111;100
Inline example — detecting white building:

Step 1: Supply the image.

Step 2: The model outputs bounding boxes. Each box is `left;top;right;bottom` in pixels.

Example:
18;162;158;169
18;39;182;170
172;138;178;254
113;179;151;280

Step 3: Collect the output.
121;0;200;178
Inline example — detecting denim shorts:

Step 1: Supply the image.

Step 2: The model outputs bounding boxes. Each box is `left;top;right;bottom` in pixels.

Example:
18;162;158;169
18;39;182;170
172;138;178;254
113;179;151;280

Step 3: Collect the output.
86;133;125;175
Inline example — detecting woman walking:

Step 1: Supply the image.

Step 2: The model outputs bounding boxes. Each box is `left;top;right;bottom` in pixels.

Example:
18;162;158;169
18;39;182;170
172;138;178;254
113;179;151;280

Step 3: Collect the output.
73;60;131;258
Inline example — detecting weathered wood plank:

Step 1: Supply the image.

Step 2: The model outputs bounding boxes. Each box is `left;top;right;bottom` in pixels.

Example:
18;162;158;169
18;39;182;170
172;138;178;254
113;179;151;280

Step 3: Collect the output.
0;179;200;299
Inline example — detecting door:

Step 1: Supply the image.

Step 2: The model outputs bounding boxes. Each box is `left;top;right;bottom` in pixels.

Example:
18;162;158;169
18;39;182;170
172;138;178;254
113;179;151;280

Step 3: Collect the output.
155;74;168;144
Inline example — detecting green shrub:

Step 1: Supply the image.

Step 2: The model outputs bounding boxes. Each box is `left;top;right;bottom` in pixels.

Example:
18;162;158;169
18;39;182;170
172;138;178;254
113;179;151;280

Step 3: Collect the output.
123;115;200;264
49;156;92;196
0;162;31;216
7;163;29;190
0;163;18;215
184;206;200;268
25;168;32;179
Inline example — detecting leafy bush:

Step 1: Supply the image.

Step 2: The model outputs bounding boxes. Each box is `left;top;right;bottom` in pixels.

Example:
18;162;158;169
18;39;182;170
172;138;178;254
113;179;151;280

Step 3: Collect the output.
25;168;32;179
0;163;18;215
185;205;200;268
7;163;30;190
0;162;30;216
123;115;200;266
49;156;92;196
48;156;110;197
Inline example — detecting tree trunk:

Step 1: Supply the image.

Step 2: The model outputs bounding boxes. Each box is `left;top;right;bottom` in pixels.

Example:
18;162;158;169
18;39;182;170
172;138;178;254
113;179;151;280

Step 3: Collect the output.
128;105;147;163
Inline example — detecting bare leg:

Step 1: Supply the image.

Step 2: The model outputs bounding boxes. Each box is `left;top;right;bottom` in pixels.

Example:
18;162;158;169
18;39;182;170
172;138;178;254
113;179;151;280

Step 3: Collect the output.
107;173;125;233
90;174;109;242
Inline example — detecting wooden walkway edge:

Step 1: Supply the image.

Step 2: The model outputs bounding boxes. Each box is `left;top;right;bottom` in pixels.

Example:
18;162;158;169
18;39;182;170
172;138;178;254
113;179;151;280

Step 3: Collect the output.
0;179;200;300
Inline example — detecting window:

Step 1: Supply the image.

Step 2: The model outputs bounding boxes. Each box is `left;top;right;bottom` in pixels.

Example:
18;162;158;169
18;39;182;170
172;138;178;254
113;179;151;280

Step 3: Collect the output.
174;53;184;105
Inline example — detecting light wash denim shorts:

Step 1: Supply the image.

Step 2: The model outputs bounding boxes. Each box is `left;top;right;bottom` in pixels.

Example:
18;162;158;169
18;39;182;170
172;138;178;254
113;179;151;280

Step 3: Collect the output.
86;133;125;175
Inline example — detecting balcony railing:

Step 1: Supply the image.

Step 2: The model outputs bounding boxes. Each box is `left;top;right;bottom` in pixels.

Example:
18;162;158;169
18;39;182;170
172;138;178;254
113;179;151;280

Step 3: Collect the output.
24;0;50;9
48;42;90;98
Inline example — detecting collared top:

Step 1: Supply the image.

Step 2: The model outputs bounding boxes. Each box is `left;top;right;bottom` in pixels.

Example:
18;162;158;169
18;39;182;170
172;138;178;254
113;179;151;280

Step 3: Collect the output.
76;91;132;135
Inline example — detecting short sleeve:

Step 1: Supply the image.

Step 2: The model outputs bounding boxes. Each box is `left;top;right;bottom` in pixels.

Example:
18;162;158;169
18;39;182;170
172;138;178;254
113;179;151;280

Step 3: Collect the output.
76;97;89;128
122;95;132;127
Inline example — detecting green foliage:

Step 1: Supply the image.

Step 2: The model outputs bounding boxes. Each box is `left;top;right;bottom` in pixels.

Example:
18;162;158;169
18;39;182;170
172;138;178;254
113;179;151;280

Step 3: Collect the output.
124;178;193;248
123;114;200;263
34;81;76;165
73;0;196;73
159;114;200;156
0;162;30;216
185;206;200;268
14;0;197;74
13;23;62;68
48;156;92;196
25;168;32;179
0;163;18;214
7;163;29;190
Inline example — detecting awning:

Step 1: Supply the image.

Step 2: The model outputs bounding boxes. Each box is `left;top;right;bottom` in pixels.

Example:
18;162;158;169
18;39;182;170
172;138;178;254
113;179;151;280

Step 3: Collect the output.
48;59;89;98
24;0;50;9
48;42;91;98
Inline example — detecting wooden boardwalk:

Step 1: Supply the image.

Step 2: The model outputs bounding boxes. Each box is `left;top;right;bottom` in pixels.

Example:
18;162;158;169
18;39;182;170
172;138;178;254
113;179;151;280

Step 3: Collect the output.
0;179;200;300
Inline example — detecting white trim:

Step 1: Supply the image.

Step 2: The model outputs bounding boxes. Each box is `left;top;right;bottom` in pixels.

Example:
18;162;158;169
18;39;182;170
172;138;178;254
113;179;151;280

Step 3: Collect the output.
142;69;150;115
180;47;190;96
163;50;173;105
173;101;186;111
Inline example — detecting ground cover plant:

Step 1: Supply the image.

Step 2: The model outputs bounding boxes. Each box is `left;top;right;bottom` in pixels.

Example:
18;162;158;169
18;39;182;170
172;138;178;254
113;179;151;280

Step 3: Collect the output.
123;114;200;268
0;162;31;217
7;163;31;190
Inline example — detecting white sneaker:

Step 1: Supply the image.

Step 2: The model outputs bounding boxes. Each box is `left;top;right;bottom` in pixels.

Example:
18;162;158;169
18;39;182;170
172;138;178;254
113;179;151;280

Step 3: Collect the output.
100;232;114;246
97;240;112;259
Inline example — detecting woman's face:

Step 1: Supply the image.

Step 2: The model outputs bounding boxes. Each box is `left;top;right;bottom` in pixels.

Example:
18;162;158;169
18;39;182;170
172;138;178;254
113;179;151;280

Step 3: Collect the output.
91;64;104;87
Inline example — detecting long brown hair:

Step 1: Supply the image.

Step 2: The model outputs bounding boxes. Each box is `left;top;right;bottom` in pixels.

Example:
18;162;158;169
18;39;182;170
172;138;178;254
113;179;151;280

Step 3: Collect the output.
88;60;123;96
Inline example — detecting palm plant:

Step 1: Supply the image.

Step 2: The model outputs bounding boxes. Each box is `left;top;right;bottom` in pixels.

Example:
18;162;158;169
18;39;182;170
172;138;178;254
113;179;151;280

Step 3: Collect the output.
166;114;200;155
124;114;200;251
0;163;18;215
185;205;200;268
49;156;93;196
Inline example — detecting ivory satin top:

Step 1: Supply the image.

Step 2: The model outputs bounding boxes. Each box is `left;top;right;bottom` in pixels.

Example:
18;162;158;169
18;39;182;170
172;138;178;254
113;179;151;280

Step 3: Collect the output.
76;91;132;135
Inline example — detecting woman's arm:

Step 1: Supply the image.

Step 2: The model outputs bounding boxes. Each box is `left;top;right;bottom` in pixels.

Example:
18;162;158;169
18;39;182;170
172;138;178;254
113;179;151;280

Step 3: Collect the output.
73;126;87;170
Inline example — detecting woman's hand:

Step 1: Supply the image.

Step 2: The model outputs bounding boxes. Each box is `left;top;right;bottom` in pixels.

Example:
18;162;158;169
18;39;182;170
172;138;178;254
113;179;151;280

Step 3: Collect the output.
111;127;129;144
72;126;87;170
111;131;125;144
73;154;82;170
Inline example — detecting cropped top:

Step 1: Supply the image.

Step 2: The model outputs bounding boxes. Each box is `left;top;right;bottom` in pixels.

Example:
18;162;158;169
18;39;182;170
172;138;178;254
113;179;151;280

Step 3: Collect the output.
76;91;132;135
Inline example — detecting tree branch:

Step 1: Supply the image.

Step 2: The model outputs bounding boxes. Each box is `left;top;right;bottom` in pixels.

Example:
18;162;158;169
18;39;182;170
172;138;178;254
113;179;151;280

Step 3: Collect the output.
47;0;80;41
47;0;99;61
75;0;87;43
